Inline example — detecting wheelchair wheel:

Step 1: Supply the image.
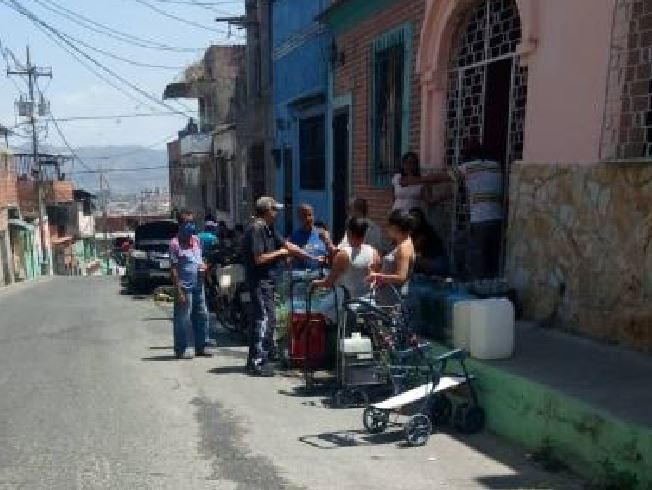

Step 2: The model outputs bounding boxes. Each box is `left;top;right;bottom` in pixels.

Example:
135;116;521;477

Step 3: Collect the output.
363;407;389;434
404;413;432;446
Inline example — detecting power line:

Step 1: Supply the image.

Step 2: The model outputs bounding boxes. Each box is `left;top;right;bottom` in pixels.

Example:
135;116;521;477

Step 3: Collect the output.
9;6;165;113
55;30;187;70
29;0;207;52
129;0;242;35
84;134;179;160
50;112;196;122
48;113;94;173
70;165;169;174
3;0;194;118
151;0;245;17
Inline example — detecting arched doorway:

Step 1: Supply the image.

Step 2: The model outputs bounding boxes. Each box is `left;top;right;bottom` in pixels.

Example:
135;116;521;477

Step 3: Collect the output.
443;0;529;276
445;0;528;167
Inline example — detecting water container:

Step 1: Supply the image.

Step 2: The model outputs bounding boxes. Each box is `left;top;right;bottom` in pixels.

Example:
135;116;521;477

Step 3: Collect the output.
443;289;476;344
452;300;479;349
340;332;373;354
469;299;515;360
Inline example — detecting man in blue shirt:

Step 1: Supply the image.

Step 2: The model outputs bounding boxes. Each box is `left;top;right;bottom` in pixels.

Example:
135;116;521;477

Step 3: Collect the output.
197;220;219;257
290;204;327;270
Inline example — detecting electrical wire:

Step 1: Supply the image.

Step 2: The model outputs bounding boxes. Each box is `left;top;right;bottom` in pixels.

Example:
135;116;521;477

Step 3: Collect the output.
28;0;207;52
3;0;194;118
55;30;187;71
7;6;164;113
70;165;169;174
151;0;244;17
48;113;95;173
50;112;197;122
129;0;242;35
83;134;179;160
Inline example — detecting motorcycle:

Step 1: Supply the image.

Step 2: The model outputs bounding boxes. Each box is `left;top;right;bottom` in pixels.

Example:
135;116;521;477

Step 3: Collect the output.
205;243;250;337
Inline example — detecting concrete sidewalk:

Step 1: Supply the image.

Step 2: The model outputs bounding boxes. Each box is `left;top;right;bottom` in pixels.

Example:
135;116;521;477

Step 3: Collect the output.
491;322;652;429
427;322;652;489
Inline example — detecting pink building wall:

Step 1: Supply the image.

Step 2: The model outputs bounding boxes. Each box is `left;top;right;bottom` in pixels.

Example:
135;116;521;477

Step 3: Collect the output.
522;0;615;164
416;0;617;166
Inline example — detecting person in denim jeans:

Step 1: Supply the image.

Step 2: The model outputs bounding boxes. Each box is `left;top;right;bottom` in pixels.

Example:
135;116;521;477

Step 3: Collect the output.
170;210;211;359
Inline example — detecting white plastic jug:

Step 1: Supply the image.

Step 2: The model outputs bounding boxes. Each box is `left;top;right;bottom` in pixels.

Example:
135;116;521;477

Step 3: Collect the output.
340;332;373;354
453;300;479;349
469;298;515;360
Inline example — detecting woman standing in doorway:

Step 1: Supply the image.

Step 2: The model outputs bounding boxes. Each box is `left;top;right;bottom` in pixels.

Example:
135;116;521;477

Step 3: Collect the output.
392;152;452;213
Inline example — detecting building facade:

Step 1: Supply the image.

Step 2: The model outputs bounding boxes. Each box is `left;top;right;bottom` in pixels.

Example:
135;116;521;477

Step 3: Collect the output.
272;0;332;236
319;0;427;238
416;0;652;352
165;45;248;226
0;139;17;286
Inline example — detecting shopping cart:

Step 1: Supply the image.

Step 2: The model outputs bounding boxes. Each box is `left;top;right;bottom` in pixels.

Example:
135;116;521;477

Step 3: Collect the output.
278;269;338;391
332;286;420;408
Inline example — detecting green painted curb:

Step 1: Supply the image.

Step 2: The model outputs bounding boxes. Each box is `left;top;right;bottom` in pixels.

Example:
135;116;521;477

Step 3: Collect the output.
426;343;652;489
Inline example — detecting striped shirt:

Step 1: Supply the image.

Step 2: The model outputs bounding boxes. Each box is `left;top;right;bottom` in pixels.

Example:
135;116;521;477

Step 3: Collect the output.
459;159;504;223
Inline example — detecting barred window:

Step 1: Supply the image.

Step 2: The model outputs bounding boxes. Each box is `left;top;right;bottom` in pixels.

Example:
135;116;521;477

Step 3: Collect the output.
602;0;652;160
371;24;412;187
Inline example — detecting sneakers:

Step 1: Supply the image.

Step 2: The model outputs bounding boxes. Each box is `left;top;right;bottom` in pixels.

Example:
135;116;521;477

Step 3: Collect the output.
175;352;193;360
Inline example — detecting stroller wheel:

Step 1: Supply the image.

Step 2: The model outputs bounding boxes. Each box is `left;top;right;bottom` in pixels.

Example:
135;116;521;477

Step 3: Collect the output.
454;403;486;434
429;394;453;426
404;414;432;446
334;388;369;408
363;407;389;434
351;388;369;407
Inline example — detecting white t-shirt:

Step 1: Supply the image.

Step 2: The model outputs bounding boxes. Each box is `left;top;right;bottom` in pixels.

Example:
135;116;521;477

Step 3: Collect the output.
392;173;424;212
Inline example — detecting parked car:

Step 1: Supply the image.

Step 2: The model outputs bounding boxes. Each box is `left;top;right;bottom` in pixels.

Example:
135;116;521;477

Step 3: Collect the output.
126;220;178;291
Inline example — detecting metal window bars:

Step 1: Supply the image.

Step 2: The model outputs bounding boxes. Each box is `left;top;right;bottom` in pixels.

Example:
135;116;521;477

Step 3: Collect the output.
601;0;652;161
443;0;527;277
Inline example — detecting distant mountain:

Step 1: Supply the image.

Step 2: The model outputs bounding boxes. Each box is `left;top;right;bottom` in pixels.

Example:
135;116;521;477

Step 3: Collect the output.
19;143;169;195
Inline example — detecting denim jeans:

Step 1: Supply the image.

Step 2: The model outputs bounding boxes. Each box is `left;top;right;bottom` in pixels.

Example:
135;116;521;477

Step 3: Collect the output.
173;285;209;355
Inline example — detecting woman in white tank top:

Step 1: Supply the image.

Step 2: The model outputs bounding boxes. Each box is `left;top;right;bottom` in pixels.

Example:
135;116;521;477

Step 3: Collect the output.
311;218;380;302
366;209;416;306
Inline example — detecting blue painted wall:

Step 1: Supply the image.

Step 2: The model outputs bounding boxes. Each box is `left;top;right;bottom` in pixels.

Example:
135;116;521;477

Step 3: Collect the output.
272;0;331;236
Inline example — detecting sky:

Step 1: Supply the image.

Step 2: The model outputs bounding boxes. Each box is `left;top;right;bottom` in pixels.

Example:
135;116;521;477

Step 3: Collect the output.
0;0;244;154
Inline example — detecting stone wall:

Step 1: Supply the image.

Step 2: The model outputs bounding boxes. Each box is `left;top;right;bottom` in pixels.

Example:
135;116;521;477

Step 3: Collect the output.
506;162;652;353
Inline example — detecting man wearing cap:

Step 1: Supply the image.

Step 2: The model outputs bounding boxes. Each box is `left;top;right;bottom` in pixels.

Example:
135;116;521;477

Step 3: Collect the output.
243;196;320;376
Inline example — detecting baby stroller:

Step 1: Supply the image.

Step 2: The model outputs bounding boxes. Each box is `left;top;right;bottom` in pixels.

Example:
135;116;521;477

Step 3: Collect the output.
362;348;485;446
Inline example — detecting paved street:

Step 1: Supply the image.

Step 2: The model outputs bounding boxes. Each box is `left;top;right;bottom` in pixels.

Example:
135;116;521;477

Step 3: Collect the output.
0;277;582;490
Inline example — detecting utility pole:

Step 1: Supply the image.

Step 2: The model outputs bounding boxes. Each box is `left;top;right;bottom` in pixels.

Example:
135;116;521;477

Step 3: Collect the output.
140;189;154;224
7;47;52;275
99;169;110;275
140;190;145;225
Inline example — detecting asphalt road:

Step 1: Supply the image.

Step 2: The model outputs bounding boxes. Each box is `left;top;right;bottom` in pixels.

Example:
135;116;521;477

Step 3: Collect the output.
0;277;583;490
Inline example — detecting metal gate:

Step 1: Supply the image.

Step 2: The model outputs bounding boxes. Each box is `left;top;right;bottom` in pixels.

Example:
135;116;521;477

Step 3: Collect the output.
443;0;528;276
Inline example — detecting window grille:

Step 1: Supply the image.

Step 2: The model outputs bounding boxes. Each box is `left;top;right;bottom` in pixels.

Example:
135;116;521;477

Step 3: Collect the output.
601;0;652;160
444;0;527;277
370;24;413;187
